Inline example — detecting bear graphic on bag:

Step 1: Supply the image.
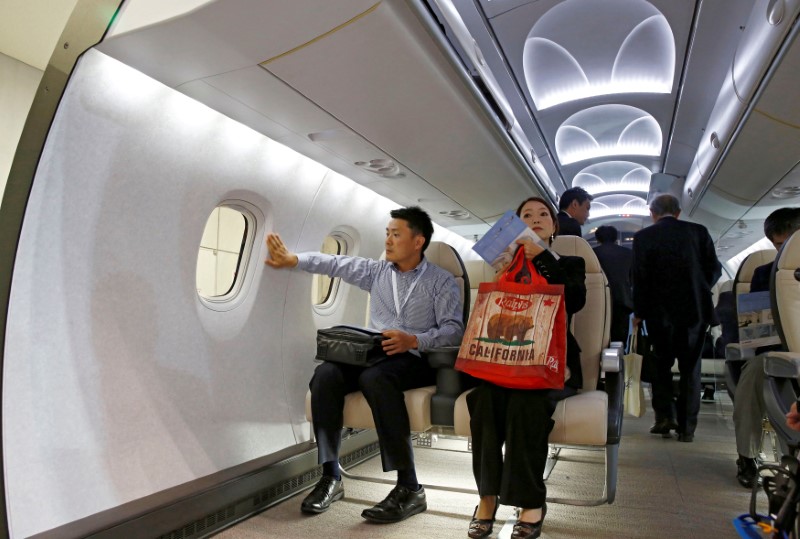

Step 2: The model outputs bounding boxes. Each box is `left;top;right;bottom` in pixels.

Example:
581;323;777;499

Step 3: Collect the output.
486;313;534;343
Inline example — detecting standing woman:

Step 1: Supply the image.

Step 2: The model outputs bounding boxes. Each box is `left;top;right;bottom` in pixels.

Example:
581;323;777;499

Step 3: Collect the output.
466;197;586;539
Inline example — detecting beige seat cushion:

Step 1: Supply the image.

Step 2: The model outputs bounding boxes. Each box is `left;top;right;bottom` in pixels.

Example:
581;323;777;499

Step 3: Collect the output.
454;388;608;445
306;386;436;433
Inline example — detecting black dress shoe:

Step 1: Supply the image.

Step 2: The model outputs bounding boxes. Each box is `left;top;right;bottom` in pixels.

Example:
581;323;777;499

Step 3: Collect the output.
361;485;427;523
736;456;761;488
676;432;694;443
511;503;547;539
300;476;344;514
468;496;499;539
650;419;678;438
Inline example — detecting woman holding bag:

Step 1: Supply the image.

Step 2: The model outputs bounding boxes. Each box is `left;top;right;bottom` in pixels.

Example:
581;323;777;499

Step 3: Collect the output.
466;197;586;539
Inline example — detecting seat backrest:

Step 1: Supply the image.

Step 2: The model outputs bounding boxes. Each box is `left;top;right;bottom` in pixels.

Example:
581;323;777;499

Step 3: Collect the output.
551;235;610;392
718;279;733;295
464;259;495;313
734;249;777;302
772;233;800;352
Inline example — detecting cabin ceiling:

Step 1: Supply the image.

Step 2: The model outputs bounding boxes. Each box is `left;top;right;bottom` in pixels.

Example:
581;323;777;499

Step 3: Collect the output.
20;0;799;260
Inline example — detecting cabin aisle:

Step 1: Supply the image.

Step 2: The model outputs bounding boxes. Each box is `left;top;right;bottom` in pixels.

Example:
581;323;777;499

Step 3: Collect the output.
216;389;766;538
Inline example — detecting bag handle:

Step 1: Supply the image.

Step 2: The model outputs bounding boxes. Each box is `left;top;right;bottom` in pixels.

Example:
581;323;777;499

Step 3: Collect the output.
497;245;547;285
626;315;638;354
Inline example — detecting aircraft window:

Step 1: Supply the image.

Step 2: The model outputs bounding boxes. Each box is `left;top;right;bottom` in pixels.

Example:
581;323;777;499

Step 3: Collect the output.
524;0;674;110
196;206;250;300
312;235;346;306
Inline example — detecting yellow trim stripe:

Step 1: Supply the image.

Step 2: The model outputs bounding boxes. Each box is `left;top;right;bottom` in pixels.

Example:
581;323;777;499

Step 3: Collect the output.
260;2;381;66
753;107;800;130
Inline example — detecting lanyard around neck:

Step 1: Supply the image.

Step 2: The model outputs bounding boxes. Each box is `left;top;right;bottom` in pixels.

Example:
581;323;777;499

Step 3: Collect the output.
391;262;427;318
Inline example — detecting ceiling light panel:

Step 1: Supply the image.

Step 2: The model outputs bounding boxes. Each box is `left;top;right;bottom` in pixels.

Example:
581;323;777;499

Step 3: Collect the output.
523;0;674;110
590;194;650;218
555;104;662;165
572;161;651;195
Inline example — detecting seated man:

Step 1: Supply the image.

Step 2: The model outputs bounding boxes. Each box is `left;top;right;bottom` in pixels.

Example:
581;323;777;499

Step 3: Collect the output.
265;206;464;522
734;207;800;488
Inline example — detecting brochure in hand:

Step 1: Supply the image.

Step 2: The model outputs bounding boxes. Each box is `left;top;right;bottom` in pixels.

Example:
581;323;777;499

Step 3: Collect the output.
472;210;549;271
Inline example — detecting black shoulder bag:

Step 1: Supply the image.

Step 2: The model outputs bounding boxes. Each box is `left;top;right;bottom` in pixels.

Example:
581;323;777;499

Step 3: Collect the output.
315;325;388;367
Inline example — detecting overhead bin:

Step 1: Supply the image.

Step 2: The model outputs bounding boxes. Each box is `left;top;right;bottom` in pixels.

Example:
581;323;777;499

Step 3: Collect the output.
684;0;800;211
98;0;548;225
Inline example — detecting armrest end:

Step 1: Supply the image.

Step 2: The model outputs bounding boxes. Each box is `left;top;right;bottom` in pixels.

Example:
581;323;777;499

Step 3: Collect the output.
426;346;459;369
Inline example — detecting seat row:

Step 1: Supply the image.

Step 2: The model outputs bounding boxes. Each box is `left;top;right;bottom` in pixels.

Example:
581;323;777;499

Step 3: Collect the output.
306;237;624;505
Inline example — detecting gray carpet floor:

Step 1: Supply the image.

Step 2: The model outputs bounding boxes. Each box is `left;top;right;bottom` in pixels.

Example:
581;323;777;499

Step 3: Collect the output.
214;389;769;538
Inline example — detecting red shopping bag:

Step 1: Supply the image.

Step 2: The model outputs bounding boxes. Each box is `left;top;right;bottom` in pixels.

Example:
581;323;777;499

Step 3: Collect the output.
456;247;567;389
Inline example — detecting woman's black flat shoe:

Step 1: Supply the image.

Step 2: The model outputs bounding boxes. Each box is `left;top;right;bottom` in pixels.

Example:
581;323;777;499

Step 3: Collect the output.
510;520;542;539
510;503;546;539
467;497;499;539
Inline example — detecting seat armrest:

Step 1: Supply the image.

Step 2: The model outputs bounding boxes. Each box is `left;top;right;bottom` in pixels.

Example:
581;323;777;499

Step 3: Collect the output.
602;346;624;445
426;346;459;368
601;347;622;373
425;346;474;426
764;352;800;379
726;343;756;361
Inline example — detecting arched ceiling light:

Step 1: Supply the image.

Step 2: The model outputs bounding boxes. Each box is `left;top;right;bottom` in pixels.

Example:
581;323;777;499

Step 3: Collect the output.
524;0;674;110
555;104;662;165
572;161;651;195
590;194;650;219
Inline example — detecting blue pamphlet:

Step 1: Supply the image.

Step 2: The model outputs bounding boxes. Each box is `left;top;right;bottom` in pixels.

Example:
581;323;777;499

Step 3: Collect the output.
472;211;547;270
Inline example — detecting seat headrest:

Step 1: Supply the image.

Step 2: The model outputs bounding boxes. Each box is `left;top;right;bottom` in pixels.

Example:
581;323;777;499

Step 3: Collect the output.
551;236;602;273
465;259;495;288
425;241;465;278
736;249;777;284
777;232;800;270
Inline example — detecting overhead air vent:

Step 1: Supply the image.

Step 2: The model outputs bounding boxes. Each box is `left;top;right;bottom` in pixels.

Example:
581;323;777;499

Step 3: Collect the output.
771;186;800;199
354;159;406;178
439;209;471;220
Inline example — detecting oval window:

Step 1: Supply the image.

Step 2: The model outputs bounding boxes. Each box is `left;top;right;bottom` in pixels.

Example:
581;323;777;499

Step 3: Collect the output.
311;235;347;306
196;206;251;300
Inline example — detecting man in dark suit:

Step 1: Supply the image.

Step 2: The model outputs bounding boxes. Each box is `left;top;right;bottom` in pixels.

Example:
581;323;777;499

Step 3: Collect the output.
733;207;800;487
632;194;721;442
593;225;633;343
557;187;593;237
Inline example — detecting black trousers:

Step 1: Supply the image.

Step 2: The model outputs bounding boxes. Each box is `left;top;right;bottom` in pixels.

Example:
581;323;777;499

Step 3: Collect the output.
647;319;705;435
310;353;436;472
609;303;631;345
466;382;576;508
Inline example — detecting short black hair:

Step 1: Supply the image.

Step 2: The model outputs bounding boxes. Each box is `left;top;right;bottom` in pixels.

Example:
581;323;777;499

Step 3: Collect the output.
390;206;434;252
558;187;593;211
764;207;800;242
649;194;681;217
595;225;618;244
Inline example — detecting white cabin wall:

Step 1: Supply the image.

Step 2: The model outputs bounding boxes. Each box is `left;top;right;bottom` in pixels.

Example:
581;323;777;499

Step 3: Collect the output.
1;49;475;538
0;53;42;198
